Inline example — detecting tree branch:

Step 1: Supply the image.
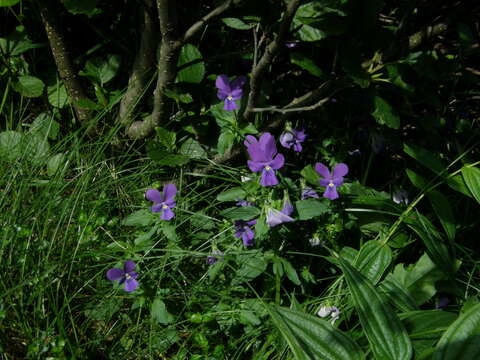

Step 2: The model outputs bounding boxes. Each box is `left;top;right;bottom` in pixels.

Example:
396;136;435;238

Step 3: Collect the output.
243;0;301;121
38;0;90;123
127;0;237;139
182;0;235;43
117;0;157;126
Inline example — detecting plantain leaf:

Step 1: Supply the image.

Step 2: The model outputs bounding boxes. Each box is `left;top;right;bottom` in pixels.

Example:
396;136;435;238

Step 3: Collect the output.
427;190;456;243
354;240;392;285
338;258;413;360
433;303;480;360
461;166;480;205
405;211;455;275
268;305;365;360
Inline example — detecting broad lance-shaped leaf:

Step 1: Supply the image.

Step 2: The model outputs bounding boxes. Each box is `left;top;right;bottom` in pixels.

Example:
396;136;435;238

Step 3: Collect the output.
427;190;456;244
434;303;480;360
461;166;480;205
399;310;457;358
353;240;392;285
405;211;455;275
338;258;413;360
268;305;364;360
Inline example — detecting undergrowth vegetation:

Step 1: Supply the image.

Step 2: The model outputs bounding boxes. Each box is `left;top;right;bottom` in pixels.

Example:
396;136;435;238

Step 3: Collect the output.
1;0;480;359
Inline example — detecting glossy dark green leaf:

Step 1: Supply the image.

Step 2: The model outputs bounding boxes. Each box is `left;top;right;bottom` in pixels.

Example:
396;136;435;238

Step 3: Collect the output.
372;96;400;129
268;305;364;360
290;52;323;77
12;75;45;98
176;44;205;83
427;190;456;243
339;258;412;360
354;240;392;285
461;166;480;205
404;143;445;175
221;17;255;30
400;310;457;357
406;211;455;275
434;303;480;360
380;275;418;312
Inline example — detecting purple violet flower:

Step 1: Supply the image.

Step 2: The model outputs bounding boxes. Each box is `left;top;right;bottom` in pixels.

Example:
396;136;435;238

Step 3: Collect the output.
145;184;177;220
315;163;349;200
237;200;254;207
215;74;247;111
244;133;285;187
234;219;257;246
106;260;139;292
266;199;294;227
206;250;224;265
301;187;319;200
279;128;307;152
285;41;298;48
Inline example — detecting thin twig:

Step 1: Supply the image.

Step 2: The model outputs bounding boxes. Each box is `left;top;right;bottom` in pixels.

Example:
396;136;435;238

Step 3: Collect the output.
251;97;331;114
243;0;301;121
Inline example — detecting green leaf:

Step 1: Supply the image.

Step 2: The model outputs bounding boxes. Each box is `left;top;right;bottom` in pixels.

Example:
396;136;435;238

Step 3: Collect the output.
220;206;260;221
12;75;45;98
163;88;193;103
0;0;20;7
338;258;413;360
25;133;49;165
353;240;392;285
48;82;68;108
446;174;472;198
295;199;329;220
427;190;456;243
210;102;236;128
290;52;323;77
155;127;176;151
268;305;365;360
406;168;429;189
232;256;267;285
151;298;175;324
221;17;255;30
380;276;419;312
372;96;400;129
406;211;455;275
0;131;23;162
217;131;235;155
179;138;207;159
122;210;155;227
176;44;205;83
161;222;177;241
390;253;447;306
404;143;445;175
301;164;321;186
399;310;457;357
47;153;66;177
216;187;246;202
281;259;301;285
81;55;121;85
434;303;480;360
461;166;480;205
62;0;98;16
0;26;44;55
29;113;60;140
